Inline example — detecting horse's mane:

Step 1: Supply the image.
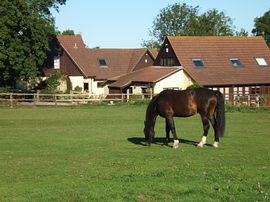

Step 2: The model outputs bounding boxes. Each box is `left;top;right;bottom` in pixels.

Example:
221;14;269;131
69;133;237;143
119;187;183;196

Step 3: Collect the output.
145;94;159;124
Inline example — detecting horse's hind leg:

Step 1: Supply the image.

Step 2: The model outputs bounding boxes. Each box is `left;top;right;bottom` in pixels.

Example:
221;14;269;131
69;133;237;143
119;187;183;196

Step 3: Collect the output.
210;117;219;148
197;114;210;148
165;119;170;144
166;116;179;149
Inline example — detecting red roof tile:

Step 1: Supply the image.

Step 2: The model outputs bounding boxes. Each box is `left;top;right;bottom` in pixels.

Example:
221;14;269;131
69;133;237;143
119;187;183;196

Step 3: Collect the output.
109;66;181;88
57;35;156;80
167;36;270;86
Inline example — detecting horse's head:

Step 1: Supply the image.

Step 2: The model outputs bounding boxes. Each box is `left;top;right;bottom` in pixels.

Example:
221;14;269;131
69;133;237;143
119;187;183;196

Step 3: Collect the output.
144;120;155;145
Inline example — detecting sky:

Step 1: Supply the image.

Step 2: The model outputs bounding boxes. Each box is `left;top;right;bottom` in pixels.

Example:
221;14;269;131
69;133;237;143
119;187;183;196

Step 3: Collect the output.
52;0;270;48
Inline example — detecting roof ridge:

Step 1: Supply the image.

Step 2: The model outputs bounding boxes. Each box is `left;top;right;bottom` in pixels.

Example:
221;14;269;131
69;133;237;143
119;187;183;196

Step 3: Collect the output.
128;48;148;72
167;36;263;41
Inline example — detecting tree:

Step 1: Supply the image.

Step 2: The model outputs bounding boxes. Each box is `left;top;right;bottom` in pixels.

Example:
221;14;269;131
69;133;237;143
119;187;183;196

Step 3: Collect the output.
252;10;270;47
142;3;240;48
188;9;234;36
62;29;75;35
235;28;249;36
0;0;66;89
142;3;199;48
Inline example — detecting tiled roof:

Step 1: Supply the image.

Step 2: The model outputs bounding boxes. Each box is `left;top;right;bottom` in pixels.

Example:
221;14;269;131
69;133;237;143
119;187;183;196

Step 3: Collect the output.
57;35;86;49
57;35;155;79
167;36;270;86
109;66;181;88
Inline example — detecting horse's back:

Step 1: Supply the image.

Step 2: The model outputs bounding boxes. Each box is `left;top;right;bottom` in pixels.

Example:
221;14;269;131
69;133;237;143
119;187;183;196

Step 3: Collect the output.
156;88;218;117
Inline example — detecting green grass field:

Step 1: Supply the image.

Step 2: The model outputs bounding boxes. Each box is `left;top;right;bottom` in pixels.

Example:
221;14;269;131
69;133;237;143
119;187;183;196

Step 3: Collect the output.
0;105;269;201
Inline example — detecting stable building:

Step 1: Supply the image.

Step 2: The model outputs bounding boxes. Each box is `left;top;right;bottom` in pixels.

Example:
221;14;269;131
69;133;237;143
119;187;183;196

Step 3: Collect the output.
154;36;270;103
43;35;158;94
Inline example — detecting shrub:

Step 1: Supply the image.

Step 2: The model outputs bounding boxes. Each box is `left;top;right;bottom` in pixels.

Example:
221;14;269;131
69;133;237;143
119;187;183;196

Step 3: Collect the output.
186;83;203;89
45;71;62;93
74;86;82;92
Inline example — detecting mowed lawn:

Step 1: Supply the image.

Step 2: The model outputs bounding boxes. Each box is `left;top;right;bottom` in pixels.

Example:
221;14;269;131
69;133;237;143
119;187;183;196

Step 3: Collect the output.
0;105;269;202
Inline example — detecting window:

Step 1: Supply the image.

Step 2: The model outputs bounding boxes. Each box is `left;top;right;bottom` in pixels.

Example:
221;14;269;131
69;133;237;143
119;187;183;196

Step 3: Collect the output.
54;56;60;69
97;82;103;88
230;58;242;67
161;58;174;66
98;59;107;67
255;57;268;66
192;59;204;68
84;83;89;91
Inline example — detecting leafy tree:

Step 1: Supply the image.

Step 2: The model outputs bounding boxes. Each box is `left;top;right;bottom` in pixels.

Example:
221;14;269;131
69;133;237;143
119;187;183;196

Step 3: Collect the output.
142;3;199;48
252;10;270;47
0;0;66;89
235;28;249;36
62;29;75;35
142;3;241;48
189;9;234;36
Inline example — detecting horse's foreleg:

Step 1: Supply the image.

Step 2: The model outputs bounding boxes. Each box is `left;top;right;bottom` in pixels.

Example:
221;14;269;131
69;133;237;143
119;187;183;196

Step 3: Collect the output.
198;115;210;148
166;116;179;149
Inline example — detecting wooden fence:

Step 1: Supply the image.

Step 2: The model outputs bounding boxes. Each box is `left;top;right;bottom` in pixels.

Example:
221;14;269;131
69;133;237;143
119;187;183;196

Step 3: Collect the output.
0;92;269;108
0;92;152;107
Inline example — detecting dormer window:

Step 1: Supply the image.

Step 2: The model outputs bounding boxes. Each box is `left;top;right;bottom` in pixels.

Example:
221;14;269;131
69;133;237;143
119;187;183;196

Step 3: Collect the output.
99;59;107;67
255;57;268;66
192;59;204;68
230;58;242;67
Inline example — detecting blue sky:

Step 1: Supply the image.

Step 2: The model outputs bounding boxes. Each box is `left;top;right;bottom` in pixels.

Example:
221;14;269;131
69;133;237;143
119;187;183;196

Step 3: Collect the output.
52;0;270;48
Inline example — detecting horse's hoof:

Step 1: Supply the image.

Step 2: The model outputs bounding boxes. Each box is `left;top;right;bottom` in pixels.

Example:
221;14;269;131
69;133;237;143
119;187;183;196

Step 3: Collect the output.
212;142;219;148
173;140;179;149
197;142;204;148
145;142;151;146
173;145;179;149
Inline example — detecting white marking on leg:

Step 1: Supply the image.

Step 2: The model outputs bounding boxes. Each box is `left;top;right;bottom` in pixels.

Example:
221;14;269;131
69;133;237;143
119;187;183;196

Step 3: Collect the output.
197;136;207;147
213;141;219;148
173;139;179;149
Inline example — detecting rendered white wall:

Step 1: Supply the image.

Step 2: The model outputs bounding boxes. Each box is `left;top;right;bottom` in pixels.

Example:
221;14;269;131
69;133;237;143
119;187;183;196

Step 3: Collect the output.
69;76;84;91
154;70;193;94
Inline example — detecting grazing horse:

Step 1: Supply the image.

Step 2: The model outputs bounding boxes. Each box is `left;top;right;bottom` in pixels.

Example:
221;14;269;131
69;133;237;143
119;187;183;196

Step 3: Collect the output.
144;88;225;149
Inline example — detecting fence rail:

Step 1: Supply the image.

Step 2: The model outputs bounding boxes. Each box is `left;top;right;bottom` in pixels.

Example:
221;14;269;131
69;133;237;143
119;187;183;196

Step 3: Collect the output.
0;92;269;108
0;92;152;107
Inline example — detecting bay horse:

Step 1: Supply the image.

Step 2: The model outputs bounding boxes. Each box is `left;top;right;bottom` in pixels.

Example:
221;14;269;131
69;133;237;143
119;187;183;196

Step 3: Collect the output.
144;88;225;149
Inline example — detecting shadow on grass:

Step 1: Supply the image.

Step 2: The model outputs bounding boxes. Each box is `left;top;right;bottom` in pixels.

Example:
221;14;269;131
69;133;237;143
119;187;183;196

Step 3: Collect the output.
127;137;213;148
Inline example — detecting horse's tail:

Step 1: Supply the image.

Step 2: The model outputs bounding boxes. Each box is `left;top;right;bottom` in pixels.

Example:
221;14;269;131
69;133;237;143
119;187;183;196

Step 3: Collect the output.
215;91;226;137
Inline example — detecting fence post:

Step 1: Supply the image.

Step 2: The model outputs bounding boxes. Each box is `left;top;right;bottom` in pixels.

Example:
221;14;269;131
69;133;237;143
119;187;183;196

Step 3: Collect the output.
54;94;57;106
10;93;13;108
256;94;260;108
34;91;39;106
127;90;130;102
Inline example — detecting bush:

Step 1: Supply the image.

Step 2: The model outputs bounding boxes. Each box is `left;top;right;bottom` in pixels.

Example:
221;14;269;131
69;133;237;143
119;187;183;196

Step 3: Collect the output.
74;86;82;92
225;104;270;113
0;87;12;93
45;71;62;93
186;83;203;89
